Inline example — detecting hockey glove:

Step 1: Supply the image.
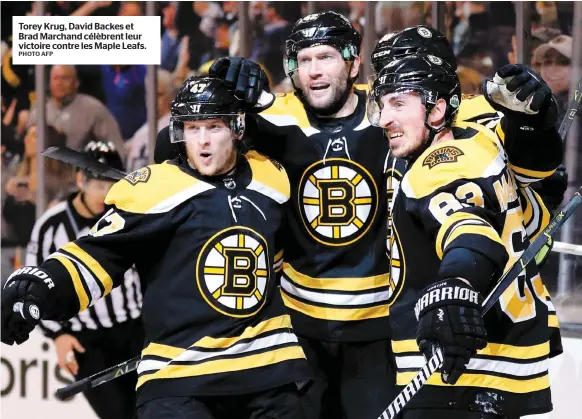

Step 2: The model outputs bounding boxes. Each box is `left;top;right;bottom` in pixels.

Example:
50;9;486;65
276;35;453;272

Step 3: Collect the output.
1;267;54;345
415;278;487;385
482;64;558;129
209;57;275;113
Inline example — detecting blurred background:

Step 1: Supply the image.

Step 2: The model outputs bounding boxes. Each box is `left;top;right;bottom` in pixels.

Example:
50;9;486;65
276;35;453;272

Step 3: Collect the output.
1;1;581;328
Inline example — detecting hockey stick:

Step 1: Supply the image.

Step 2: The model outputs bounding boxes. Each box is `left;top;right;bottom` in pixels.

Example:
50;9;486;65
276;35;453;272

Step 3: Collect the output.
558;77;582;140
42;146;127;181
376;186;582;419
55;356;139;400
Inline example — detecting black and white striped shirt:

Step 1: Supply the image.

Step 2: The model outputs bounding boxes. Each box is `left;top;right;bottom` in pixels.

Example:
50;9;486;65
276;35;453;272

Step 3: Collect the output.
26;194;142;338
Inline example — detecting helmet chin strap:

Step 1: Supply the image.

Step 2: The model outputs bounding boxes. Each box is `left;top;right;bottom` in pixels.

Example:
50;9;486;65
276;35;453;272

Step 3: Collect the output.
405;106;447;163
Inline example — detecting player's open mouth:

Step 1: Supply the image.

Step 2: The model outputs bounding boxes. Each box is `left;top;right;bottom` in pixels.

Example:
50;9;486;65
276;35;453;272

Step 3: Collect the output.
389;131;404;139
310;83;330;91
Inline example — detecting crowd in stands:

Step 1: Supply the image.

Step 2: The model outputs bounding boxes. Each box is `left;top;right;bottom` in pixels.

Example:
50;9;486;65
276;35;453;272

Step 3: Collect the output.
1;1;579;279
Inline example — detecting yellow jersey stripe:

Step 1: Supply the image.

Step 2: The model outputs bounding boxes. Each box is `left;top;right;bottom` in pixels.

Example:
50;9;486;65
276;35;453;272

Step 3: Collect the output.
137;345;305;388
274;250;284;262
548;314;559;328
52;255;90;312
509;164;556;180
193;315;292;349
281;291;388;321
441;224;502;260
436;212;500;259
61;243;113;295
282;263;390;292
392;339;550;359
396;371;549;393
142;342;184;359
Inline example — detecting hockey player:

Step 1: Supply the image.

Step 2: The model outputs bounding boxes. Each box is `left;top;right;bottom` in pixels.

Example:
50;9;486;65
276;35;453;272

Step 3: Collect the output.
2;75;311;419
370;54;559;419
28;141;143;419
209;12;397;419
371;25;563;354
371;25;566;242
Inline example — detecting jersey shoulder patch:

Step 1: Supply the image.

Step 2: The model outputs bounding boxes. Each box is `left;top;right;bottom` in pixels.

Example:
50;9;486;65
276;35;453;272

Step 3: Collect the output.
245;150;290;204
422;146;464;169
106;162;214;214
402;129;504;199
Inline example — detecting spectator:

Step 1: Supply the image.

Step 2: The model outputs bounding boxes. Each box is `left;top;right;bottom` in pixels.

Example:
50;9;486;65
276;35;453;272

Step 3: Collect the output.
173;2;210;80
160;2;181;72
194;1;223;39
117;1;143;17
100;65;147;140
251;2;293;85
3;125;72;246
28;65;125;154
507;27;562;73
125;70;174;171
1;37;33;130
533;35;572;122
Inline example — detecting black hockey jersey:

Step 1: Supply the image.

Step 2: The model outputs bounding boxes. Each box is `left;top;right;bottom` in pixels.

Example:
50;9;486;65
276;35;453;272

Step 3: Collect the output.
247;88;391;342
26;194;141;338
388;122;555;417
456;94;562;346
38;152;311;406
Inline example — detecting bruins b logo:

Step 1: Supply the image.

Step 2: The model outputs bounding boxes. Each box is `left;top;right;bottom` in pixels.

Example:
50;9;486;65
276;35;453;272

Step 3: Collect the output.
299;158;378;246
386;168;405;305
197;227;269;317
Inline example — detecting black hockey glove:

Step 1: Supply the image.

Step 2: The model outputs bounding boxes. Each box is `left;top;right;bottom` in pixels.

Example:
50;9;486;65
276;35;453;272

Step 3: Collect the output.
1;267;54;345
482;64;558;129
415;278;487;385
209;57;275;113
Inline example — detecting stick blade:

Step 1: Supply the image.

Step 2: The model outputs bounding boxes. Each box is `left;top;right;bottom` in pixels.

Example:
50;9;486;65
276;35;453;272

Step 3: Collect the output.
42;146;127;181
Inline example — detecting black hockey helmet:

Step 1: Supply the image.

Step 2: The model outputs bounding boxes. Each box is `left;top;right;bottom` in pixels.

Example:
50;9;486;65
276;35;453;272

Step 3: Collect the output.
169;75;245;146
80;140;125;181
371;25;456;74
284;11;362;72
369;54;461;141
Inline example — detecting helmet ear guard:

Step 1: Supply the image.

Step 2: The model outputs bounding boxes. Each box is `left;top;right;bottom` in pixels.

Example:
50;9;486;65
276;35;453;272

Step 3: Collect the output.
229;114;246;140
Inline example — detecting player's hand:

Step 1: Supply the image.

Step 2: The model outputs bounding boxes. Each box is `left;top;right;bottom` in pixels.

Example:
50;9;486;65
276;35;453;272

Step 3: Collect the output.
481;64;558;129
415;278;487;385
209;57;275;113
1;267;53;345
55;334;85;376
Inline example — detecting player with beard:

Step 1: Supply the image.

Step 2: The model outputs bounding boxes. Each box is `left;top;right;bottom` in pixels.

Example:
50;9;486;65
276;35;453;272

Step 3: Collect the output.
211;11;394;419
371;25;564;357
369;53;560;419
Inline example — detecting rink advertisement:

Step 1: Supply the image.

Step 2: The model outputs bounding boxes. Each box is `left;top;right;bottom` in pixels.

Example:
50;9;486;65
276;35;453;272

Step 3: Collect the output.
1;329;95;418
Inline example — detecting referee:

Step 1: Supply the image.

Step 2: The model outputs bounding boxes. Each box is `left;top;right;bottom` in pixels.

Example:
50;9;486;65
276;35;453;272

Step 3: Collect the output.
26;140;143;419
